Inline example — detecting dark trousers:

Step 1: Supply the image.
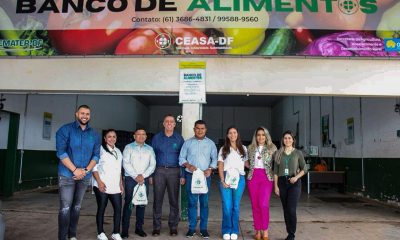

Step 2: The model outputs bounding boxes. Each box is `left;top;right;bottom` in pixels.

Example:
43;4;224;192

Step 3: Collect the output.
152;167;181;230
278;176;302;240
58;176;90;240
93;186;122;234
122;176;149;238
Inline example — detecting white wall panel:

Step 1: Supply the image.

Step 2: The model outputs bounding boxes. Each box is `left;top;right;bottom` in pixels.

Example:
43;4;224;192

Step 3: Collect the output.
0;112;10;149
1;58;400;96
362;98;400;158
272;96;400;158
1;94;149;150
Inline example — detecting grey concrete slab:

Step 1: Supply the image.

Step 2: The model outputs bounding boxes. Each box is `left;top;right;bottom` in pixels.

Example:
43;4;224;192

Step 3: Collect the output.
1;177;400;240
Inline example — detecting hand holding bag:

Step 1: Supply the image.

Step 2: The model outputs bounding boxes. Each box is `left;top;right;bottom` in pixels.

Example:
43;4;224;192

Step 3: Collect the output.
225;168;240;189
132;184;148;206
191;169;208;194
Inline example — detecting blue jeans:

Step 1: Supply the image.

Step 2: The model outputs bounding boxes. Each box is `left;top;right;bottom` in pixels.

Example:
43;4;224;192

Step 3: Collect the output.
219;175;245;235
58;175;90;240
121;176;149;238
185;173;211;231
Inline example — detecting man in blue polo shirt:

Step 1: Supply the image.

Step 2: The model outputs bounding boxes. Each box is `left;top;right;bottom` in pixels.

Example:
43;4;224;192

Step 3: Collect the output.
150;114;185;237
179;120;218;239
56;105;100;240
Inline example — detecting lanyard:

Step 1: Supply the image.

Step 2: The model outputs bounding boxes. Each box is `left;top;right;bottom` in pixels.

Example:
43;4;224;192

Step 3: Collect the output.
111;150;118;160
285;155;290;168
284;154;291;176
256;146;263;160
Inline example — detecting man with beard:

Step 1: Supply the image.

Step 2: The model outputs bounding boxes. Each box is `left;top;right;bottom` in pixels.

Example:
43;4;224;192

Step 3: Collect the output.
179;120;218;239
56;105;101;240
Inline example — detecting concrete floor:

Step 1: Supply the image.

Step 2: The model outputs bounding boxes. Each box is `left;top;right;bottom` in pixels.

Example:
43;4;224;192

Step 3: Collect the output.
1;177;400;240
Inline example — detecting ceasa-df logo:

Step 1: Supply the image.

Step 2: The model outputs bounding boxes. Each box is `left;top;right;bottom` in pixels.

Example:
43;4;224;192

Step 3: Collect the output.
338;0;359;15
154;33;234;51
155;33;172;49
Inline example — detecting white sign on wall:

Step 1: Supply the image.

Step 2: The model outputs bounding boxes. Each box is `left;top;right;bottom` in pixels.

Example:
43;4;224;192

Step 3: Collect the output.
42;112;52;140
179;61;206;104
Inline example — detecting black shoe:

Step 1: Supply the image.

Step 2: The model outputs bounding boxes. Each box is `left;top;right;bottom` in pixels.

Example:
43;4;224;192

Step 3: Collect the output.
170;229;178;236
186;229;196;238
200;230;210;239
152;230;160;236
135;229;147;237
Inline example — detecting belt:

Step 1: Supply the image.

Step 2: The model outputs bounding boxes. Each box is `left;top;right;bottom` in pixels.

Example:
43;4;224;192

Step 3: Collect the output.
279;175;295;180
157;166;179;169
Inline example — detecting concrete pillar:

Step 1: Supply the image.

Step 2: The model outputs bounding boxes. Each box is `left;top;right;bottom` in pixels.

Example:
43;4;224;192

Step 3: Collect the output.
181;103;203;139
180;103;202;221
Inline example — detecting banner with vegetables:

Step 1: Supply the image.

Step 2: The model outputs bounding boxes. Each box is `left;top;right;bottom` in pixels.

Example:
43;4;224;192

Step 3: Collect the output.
0;0;399;57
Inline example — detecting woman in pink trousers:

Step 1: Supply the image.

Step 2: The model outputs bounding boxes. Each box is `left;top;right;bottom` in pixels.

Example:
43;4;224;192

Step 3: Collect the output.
246;127;277;240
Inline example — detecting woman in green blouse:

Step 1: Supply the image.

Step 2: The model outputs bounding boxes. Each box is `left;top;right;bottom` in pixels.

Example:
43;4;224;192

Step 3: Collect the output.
273;130;307;240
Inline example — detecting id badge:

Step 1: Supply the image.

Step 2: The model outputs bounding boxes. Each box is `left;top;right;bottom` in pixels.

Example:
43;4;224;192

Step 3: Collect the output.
284;168;289;176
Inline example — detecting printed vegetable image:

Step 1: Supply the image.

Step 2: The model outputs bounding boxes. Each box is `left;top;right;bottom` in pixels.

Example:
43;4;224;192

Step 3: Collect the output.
47;0;134;54
0;6;29;56
304;1;366;30
189;0;269;55
222;28;266;55
377;2;400;39
257;28;295;55
16;16;57;56
115;23;218;55
0;0;399;58
293;27;314;46
377;0;395;7
302;31;398;57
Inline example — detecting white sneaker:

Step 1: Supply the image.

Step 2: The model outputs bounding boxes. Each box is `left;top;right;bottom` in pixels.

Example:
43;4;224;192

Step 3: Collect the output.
111;233;123;240
69;238;78;240
97;232;108;240
230;233;238;240
223;233;231;240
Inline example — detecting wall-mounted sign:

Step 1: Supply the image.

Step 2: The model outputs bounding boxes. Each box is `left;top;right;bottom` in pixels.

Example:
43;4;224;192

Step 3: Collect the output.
346;117;355;145
42;112;52;140
179;61;206;104
321;114;329;147
309;146;319;156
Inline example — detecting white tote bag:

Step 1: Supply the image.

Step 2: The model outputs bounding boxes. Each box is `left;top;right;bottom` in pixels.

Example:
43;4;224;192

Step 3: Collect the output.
225;168;240;189
132;184;148;206
191;169;208;194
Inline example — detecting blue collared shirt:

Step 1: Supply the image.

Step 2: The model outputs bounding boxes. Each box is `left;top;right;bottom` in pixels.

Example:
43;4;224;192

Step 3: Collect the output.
151;131;184;167
56;121;100;179
179;136;218;173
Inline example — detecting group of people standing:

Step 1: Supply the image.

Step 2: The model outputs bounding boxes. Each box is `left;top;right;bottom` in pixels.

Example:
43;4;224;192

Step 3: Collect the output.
56;105;307;240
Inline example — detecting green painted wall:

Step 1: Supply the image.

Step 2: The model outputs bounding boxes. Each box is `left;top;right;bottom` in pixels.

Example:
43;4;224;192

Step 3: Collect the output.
12;150;58;192
310;157;399;202
3;149;399;203
0;149;6;194
335;158;363;192
364;158;400;202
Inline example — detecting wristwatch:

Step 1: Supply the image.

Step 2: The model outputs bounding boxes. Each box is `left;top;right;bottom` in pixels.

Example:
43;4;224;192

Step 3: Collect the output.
84;168;90;174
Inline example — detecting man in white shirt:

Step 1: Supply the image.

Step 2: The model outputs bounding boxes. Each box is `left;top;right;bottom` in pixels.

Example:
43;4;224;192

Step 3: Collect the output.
121;128;156;239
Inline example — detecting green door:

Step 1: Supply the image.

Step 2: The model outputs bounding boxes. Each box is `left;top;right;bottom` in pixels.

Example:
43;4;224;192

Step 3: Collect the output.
1;111;19;197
